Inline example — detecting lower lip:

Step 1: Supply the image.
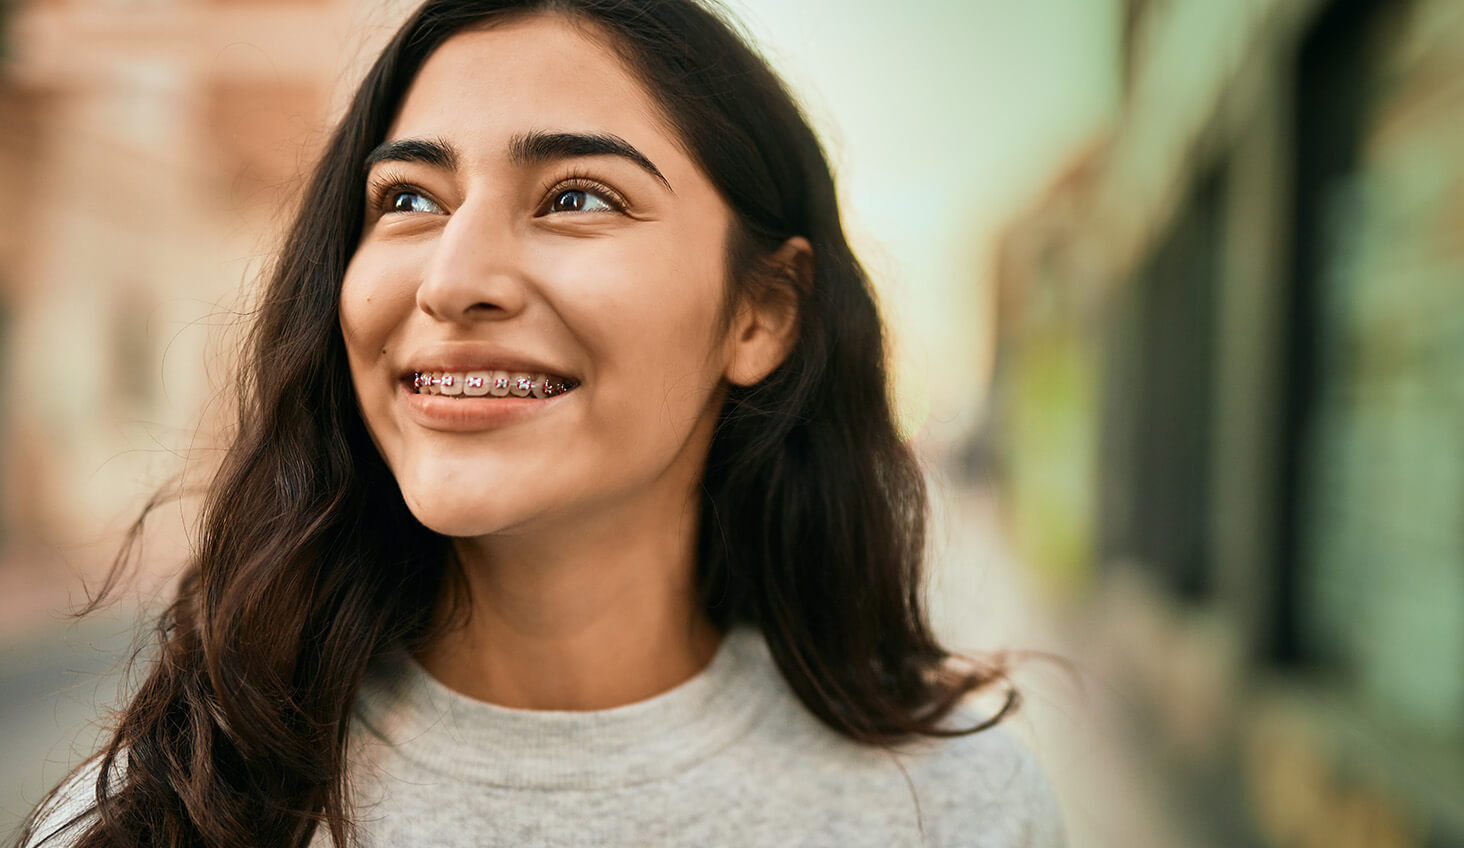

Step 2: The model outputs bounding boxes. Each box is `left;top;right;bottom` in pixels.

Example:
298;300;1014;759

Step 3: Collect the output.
400;381;577;431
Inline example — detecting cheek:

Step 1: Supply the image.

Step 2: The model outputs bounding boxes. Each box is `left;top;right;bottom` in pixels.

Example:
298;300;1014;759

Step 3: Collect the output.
339;247;419;366
555;233;724;384
544;235;727;451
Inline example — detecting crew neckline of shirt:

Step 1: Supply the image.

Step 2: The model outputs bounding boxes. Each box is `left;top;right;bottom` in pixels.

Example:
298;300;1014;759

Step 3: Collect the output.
353;622;778;790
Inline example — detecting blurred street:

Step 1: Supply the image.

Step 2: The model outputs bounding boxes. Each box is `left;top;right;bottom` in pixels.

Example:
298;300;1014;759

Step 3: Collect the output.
0;605;136;840
926;482;1215;848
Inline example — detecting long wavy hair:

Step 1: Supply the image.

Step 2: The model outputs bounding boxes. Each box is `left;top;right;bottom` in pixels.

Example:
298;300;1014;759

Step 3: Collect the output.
15;0;1019;845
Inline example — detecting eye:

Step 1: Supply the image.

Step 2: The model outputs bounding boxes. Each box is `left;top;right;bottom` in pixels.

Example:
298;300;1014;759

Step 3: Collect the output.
366;173;445;217
540;177;628;216
547;189;614;214
381;185;444;215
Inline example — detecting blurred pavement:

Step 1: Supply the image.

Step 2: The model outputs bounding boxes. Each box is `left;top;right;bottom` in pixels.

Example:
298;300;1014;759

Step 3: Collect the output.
927;482;1213;848
0;604;138;841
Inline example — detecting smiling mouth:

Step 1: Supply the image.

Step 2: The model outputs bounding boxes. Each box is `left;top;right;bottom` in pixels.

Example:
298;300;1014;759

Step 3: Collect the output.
410;370;580;398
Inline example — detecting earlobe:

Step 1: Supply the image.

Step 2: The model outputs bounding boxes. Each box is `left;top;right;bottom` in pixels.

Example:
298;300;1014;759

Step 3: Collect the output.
724;236;814;387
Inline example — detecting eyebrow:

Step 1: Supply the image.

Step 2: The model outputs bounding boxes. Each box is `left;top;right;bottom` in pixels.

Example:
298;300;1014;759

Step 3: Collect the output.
362;130;673;192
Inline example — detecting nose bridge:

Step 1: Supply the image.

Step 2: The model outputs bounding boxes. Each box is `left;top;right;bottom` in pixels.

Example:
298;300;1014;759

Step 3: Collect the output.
417;193;526;323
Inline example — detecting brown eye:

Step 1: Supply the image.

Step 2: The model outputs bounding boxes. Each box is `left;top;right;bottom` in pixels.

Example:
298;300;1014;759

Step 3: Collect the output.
387;189;442;215
549;188;616;214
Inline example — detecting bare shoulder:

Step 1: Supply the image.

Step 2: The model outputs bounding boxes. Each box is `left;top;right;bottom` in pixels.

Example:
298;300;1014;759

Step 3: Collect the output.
895;708;1069;848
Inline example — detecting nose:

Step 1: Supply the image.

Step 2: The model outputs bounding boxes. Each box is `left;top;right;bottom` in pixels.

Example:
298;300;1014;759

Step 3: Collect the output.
415;196;528;324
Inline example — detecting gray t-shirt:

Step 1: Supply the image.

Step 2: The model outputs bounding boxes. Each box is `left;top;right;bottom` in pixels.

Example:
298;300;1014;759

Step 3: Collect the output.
28;624;1067;847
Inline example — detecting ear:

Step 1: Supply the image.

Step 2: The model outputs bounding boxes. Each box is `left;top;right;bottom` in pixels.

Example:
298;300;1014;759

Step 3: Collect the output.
723;236;814;387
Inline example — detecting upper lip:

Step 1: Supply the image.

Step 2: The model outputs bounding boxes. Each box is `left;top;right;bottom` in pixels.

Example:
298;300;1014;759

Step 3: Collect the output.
400;343;579;382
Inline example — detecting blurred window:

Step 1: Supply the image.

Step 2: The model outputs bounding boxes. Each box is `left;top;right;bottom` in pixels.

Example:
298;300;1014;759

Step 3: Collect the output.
1099;163;1225;604
109;287;155;411
1284;0;1464;741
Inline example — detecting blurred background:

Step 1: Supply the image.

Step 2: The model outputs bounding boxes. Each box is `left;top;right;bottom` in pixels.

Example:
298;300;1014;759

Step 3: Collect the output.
0;0;1460;845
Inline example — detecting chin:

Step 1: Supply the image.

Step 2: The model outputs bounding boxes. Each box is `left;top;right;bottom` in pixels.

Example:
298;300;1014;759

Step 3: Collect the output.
406;502;526;539
385;451;531;532
397;486;525;538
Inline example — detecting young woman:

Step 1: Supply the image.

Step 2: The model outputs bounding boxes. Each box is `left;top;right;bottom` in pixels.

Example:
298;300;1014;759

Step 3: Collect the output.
16;0;1066;845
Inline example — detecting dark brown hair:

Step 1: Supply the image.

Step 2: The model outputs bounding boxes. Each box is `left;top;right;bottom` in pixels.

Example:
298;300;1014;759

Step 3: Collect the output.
15;1;1018;845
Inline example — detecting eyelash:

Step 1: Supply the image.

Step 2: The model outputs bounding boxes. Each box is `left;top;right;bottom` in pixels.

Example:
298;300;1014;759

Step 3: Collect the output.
365;167;629;217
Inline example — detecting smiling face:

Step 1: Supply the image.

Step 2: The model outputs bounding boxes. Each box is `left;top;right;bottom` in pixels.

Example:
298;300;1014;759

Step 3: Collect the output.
339;14;746;538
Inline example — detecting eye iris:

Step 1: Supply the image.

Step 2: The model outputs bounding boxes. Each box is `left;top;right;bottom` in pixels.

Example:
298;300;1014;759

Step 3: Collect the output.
556;190;587;212
392;192;421;213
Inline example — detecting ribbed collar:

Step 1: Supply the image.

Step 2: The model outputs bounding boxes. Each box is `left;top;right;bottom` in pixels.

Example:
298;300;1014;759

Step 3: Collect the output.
353;623;777;790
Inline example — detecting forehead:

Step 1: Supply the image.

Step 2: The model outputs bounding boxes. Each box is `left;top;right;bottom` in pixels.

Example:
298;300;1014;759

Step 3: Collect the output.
388;15;675;165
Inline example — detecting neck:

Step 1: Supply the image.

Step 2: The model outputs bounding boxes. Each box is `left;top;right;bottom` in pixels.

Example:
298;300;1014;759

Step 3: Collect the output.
414;485;722;711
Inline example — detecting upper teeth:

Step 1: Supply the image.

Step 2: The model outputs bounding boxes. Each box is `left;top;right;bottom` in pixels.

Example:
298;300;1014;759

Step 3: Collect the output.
413;371;576;398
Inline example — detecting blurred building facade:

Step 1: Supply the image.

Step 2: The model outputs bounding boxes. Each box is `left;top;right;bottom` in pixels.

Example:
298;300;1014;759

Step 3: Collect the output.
987;0;1464;844
0;0;394;611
